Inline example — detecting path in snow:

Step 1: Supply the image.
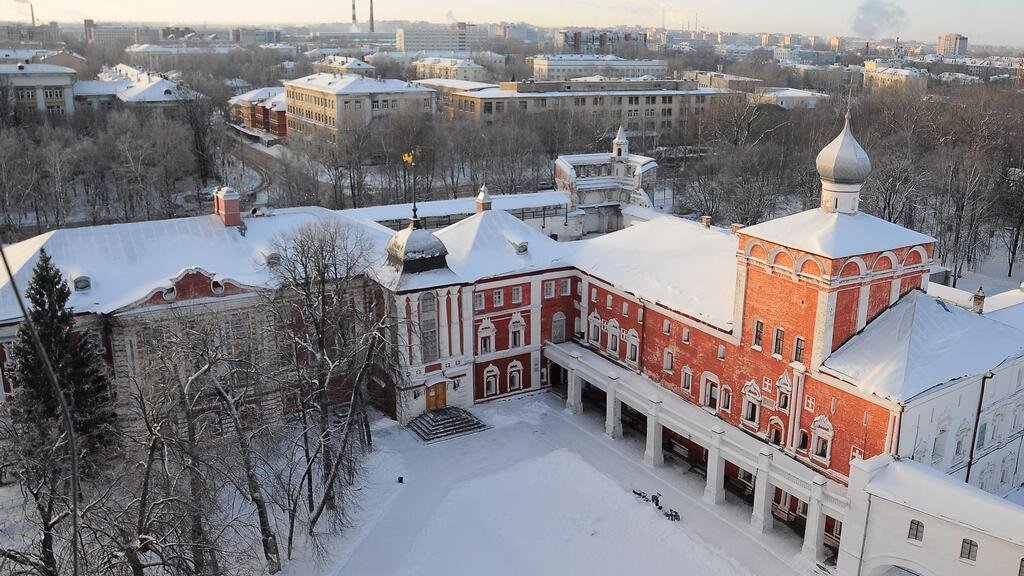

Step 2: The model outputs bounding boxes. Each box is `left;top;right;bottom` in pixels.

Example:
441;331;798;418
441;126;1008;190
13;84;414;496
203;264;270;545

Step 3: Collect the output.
322;393;806;576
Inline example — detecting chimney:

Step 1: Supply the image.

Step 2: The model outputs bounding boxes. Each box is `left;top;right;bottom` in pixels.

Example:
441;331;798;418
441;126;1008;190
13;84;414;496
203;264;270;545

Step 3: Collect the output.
214;186;241;227
730;223;744;235
369;0;375;33
476;183;492;213
700;215;712;228
971;286;986;314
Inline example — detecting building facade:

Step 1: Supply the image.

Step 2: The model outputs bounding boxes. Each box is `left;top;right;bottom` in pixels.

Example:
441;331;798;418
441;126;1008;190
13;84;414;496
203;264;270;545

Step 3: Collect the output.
531;55;667;81
938;33;969;56
396;22;487;52
228;86;287;139
0;63;76;116
312;55;376;77
413;57;488;82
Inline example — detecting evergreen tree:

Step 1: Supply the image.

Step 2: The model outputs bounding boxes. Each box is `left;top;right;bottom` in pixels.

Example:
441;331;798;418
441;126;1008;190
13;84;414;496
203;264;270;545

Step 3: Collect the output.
8;248;116;469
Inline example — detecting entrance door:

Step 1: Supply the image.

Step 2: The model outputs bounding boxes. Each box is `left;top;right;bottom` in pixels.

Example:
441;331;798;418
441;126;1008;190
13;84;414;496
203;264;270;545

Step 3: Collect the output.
426;382;447;411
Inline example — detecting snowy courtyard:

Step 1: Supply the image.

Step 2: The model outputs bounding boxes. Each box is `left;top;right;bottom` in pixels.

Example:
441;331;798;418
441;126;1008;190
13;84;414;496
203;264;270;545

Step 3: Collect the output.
305;393;807;576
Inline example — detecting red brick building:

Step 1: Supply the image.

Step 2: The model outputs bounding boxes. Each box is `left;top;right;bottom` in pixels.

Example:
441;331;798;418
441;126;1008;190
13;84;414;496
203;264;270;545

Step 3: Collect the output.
228;86;287;139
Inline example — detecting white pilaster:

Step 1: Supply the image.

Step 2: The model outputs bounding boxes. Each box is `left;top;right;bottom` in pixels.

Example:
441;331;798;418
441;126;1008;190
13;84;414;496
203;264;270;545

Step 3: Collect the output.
461;288;473;357
438;289;450;359
643;404;663;467
566;368;582;414
703;426;726;504
750;447;775;533
34;86;45;111
801;475;828;563
409;292;422;366
855;283;870;331
605;384;622;439
809;290;836;370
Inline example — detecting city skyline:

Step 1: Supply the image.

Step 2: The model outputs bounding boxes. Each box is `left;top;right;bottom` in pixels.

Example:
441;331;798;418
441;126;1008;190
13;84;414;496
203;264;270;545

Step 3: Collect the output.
6;0;1023;47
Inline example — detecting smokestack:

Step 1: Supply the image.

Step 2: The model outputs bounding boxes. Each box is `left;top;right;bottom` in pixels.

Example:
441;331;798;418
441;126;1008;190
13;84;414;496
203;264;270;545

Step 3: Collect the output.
30;3;35;28
352;0;357;25
369;0;375;33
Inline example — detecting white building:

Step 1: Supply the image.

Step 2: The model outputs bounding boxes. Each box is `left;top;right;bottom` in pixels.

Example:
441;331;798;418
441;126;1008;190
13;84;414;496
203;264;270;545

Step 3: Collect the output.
73;64;199;109
413;57;488;82
750;87;830;109
531;55;667;81
0;63;76;115
312;55;376;77
396;22;488;52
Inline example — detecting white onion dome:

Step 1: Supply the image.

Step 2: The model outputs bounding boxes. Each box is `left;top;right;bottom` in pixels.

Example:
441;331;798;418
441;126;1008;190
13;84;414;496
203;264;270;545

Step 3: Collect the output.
816;113;872;185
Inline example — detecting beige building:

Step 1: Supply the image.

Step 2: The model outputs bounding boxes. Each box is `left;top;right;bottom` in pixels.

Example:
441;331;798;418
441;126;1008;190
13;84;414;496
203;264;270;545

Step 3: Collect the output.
447;78;740;143
938;33;969;56
863;60;928;95
682;70;764;92
413;57;488;82
531;55;667;81
412;78;497;116
396;22;487;52
284;73;435;140
0;62;76;116
312;55;376;77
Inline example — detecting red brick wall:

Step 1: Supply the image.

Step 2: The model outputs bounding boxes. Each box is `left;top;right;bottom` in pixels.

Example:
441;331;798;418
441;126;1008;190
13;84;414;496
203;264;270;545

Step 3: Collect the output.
538;274;578;344
799;375;891;478
474;352;532;399
141;270;244;307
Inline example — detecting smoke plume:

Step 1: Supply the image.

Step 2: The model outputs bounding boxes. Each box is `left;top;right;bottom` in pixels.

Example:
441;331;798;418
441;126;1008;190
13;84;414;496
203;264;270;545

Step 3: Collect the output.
852;0;907;39
445;10;458;24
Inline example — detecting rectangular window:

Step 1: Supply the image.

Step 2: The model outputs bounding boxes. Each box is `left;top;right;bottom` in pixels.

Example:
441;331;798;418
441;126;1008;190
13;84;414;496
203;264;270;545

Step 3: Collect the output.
753;320;763;348
474;293;484;310
662;319;671;335
663;349;674;371
621;302;629;315
682;327;690;343
805;396;815;412
605;294;613;308
544;281;555;299
717;345;726;360
773;327;784;356
560;279;571;296
794;337;806;364
511;286;523;304
591;288;597;302
492;289;504;307
627;341;638;363
511;328;522;348
959;539;978;562
480;335;492;353
682;370;692;392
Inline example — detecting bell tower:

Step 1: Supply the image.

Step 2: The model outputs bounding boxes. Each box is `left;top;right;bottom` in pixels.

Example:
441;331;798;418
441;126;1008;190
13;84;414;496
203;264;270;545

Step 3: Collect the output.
612;125;629;158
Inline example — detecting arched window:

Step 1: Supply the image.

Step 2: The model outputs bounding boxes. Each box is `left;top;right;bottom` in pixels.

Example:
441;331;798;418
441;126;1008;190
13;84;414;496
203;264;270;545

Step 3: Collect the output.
419;292;439;363
932;419;949;463
954;424;971;461
720;386;732;412
607;319;620;353
588;312;601;344
483;365;499;397
811;415;833;461
625;329;640;364
742;380;761;426
478;318;495;354
960;539;978;562
509;314;525;349
1014;404;1024;432
551;312;566;343
508;361;523;391
701;373;720;411
907;519;924;541
768;417;784;446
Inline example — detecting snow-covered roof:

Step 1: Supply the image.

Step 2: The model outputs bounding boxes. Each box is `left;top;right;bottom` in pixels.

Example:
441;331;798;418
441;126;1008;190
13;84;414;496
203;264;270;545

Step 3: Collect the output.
228;86;285;110
318;55;374;69
94;64;199;103
72;79;128;96
435;209;566;282
0;208;386;323
458;86;731;100
0;63;75;75
412;78;498;91
343;191;570;223
823;290;1024;403
568;216;738;330
284;73;434;95
415;57;484;69
865;457;1024;545
126;44;240;55
739;208;934;259
0;48;56;61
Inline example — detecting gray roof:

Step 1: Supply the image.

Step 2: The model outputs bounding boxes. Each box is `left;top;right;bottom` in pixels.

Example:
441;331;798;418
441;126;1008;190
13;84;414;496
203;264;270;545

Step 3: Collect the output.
815;113;872;184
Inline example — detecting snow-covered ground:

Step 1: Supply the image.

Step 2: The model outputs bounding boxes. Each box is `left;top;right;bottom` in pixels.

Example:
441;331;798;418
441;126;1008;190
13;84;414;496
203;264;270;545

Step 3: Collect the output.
303;393;807;576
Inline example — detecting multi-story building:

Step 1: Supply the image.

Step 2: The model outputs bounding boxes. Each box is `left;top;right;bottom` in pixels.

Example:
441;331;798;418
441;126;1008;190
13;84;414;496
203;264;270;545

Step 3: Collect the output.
783;33;803;47
312;55;376;77
683;70;764;92
412;78;496;116
447;78;740;143
73;64;199;110
0;62;76;116
862;60;928;95
0;22;61;44
229;28;282;46
283;73;435;140
938;33;969;56
83;20;134;47
530;54;667;81
3;122;1024;576
782;63;864;93
124;44;241;71
0;48;87;74
553;29;649;54
228;86;287;139
413;57;488;82
830;36;843;51
365;50;506;69
396;22;487;52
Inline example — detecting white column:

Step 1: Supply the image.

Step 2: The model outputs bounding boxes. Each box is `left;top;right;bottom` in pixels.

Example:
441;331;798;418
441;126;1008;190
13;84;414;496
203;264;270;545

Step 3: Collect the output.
437;289;450;359
34;86;45;111
605;384;622;439
461;288;473;357
63;86;74;114
643;405;664;467
855;283;870;331
801;475;828;563
566;368;582;414
703;426;726;504
750;447;775;533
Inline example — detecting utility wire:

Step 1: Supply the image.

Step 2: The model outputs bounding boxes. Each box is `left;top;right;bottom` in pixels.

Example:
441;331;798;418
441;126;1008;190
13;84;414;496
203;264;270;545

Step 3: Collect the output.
0;245;81;576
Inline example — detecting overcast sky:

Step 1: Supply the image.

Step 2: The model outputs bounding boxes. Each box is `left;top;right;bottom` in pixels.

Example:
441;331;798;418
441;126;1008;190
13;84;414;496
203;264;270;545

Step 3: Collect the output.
8;0;1022;47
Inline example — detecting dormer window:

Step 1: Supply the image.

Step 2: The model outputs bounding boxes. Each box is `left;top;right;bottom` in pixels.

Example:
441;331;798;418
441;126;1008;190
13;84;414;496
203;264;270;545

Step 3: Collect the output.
72;276;91;291
211;280;225;295
162;287;177;302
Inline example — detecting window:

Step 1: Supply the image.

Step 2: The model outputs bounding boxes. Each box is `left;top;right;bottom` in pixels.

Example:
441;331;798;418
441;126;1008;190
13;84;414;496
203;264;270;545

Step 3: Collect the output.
544;281;555;299
479;335;492;354
960;539;978;562
588;314;601;343
509;320;524;348
621;302;629;315
474;293;484;310
663;349;674;371
419;293;439;363
606;294;613;308
559;279;571;296
798;430;809;450
551;312;566;344
794;337;806;364
484;366;499;396
717;345;726;360
511;286;523;304
773;328;784;356
703;376;720;410
778;391;789;410
682;369;692;392
590;288;597;302
753;320;763;348
682;327;690;343
508;362;523;391
907;520;924;541
978;422;988;450
721;387;732;412
493;289;504;307
627;339;639;364
805;396;816;412
662;319;671;334
814;437;830;459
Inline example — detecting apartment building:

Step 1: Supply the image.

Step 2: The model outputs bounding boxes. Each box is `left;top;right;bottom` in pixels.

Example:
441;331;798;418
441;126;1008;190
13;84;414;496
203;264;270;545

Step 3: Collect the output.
683;70;764;92
228;86;287;139
312;55;376;77
125;44;242;71
413;57;488;82
283;73;435;140
83;20;134;47
553;29;649;54
447;78;740;142
396;22;487;52
531;54;667;81
862;60;928;95
938;33;969;56
0;62;76;116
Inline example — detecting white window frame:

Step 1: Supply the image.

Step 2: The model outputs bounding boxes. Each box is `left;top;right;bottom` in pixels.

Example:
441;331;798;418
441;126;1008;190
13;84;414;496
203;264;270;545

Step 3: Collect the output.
662;349;674;372
473;292;484;310
484;365;499;396
508;361;523;391
560;278;571;296
492;289;504;307
544;281;555;299
511;285;523;304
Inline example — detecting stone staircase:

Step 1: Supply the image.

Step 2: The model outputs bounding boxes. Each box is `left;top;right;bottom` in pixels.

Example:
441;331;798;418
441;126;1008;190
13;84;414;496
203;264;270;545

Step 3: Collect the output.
408;407;488;443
